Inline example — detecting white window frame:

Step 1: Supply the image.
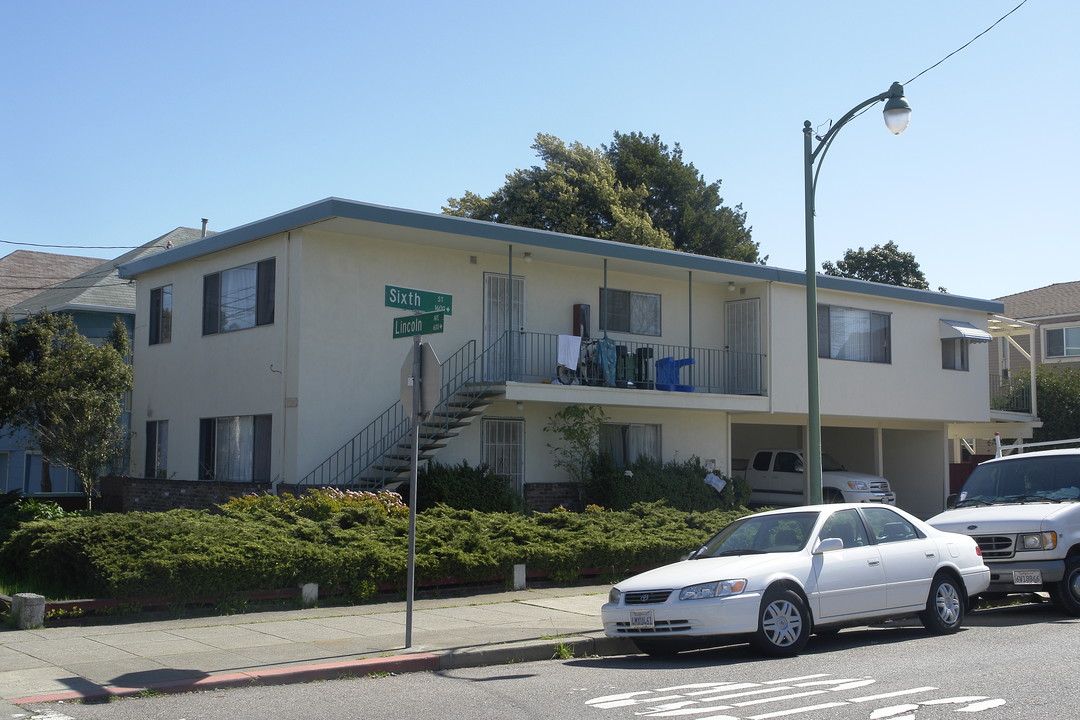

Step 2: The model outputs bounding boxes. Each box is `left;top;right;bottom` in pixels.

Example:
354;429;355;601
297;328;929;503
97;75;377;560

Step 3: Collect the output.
1044;324;1080;360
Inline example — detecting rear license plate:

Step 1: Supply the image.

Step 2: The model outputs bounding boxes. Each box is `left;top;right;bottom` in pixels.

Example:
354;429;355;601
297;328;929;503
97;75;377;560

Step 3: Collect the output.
1013;570;1042;585
630;610;655;629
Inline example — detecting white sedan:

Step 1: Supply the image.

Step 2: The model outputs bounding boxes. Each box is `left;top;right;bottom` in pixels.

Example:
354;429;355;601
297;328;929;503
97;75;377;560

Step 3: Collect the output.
602;504;990;657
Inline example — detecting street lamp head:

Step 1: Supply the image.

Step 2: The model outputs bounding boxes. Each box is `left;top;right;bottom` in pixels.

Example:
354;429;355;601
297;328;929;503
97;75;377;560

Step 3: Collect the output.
882;81;911;135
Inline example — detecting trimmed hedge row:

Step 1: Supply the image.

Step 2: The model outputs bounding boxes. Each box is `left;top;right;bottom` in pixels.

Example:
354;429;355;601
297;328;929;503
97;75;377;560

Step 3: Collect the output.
0;490;752;602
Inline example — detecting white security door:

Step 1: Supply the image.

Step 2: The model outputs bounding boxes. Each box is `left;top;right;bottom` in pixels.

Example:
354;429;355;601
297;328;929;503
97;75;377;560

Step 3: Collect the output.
725;297;761;394
482;418;524;493
483;273;525;381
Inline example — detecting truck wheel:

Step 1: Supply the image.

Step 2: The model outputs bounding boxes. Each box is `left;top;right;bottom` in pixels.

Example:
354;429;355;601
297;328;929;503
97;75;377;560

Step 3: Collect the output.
1049;556;1080;617
919;573;964;634
750;588;810;656
823;488;845;503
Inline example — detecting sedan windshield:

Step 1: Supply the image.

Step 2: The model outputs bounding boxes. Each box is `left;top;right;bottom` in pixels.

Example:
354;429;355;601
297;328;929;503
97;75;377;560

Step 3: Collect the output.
694;512;819;557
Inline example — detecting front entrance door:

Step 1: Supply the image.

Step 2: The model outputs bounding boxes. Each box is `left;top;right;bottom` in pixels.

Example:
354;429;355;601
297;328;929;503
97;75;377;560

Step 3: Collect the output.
483;273;525;381
725;297;761;394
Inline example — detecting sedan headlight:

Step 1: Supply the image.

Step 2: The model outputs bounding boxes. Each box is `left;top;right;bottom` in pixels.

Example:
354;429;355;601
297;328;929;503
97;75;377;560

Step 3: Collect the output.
679;579;747;601
609;587;623;604
846;480;869;491
1019;531;1057;551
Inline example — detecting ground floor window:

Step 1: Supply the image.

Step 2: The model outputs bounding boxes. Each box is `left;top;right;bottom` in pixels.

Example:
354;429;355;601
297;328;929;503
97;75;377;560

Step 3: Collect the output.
198;414;271;481
23;453;79;494
600;423;661;466
145;420;169;478
482;418;523;492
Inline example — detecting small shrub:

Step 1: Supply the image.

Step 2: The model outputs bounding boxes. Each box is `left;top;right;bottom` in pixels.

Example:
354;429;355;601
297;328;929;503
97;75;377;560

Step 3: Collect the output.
583;455;750;511
415;460;526;513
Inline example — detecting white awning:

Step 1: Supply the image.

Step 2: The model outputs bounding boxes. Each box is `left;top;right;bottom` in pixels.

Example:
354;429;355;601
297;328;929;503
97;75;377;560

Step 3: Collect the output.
940;319;992;343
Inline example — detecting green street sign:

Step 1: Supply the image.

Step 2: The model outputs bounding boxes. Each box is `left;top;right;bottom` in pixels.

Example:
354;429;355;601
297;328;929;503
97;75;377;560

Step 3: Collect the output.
393;311;445;339
385;285;453;315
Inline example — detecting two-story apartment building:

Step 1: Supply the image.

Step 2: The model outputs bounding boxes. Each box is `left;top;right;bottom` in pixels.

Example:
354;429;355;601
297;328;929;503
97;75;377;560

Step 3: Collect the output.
118;198;1035;518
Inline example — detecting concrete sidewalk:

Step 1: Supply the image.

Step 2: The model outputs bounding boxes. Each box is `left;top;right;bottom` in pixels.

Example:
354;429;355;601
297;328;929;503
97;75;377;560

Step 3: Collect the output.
0;584;635;709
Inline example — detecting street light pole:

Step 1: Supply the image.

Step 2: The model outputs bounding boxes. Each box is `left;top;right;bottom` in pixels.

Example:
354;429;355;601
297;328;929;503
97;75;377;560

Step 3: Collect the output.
803;81;910;505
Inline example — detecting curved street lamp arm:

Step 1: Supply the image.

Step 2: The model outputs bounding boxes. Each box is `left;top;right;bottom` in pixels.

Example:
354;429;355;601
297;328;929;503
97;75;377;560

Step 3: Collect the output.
805;82;906;207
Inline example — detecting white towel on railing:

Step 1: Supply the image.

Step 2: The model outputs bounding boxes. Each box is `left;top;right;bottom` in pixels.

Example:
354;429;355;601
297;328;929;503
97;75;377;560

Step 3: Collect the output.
558;334;582;367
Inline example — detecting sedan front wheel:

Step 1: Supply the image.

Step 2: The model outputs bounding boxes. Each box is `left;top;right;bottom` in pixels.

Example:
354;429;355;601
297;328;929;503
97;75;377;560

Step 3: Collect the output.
751;588;809;657
920;573;964;634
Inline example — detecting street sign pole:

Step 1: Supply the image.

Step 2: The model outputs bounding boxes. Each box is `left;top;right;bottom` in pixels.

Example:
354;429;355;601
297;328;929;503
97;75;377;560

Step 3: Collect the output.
405;333;421;648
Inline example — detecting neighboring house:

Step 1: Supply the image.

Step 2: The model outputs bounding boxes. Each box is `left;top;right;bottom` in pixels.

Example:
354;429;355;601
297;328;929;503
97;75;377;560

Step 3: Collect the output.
992;281;1080;375
0;228;205;497
118;198;1036;519
0;250;102;311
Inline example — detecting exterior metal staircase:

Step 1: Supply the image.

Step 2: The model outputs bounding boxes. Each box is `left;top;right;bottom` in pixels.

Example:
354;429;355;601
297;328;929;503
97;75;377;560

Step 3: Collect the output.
298;337;504;490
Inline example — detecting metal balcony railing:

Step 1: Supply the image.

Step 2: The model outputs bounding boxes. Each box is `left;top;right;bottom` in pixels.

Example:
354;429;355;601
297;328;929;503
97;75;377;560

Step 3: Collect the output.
990;373;1032;414
489;331;767;396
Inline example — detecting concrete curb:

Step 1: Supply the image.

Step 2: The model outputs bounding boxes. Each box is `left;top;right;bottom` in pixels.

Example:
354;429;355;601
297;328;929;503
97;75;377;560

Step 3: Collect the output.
8;636;640;706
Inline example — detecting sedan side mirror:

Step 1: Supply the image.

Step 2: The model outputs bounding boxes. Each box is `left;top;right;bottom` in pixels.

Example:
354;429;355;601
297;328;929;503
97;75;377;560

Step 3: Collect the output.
946;493;959;509
812;537;844;555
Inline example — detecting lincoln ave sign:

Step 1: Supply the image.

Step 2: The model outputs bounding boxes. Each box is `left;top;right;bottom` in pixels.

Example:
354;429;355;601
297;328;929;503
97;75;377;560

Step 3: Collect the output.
392;311;444;339
384;285;453;315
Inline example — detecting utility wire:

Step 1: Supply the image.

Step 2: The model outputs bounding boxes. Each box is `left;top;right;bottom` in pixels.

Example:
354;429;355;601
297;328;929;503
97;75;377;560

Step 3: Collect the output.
817;0;1031;136
905;0;1031;87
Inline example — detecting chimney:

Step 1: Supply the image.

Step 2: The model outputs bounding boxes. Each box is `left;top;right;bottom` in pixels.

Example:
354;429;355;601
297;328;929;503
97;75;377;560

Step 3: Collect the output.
201;218;209;238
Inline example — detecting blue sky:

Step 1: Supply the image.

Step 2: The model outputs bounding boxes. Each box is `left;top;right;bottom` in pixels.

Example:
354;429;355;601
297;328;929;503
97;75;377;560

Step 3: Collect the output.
2;0;1075;301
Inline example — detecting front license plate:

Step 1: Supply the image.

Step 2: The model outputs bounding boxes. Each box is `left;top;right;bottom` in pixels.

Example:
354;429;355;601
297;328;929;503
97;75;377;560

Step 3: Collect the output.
630;610;655;629
1013;570;1042;585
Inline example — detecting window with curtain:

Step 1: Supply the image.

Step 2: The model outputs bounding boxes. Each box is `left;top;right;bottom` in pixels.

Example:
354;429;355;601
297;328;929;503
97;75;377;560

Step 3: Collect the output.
203;259;275;335
599;288;660;336
600;423;661;466
198;414;271;481
817;305;890;363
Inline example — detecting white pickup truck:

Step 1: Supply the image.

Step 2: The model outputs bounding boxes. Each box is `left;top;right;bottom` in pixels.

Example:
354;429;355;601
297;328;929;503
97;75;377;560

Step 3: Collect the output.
743;449;897;506
927;445;1080;616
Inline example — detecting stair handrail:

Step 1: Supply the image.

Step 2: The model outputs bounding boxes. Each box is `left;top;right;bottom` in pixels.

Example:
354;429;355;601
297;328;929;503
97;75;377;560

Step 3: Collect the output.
299;336;507;487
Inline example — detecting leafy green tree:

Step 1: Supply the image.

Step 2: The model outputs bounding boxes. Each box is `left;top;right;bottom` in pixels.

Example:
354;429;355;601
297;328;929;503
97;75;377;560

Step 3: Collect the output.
605;132;760;262
543;404;608;484
445;132;759;260
1031;366;1080;443
0;312;132;507
821;241;929;289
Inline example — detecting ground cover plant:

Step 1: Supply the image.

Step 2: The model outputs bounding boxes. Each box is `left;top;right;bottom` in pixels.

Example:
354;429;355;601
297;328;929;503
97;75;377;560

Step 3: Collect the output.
0;489;751;607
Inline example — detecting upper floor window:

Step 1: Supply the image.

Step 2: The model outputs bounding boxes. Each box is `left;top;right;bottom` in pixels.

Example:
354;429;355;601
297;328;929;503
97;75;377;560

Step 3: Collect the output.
1046;326;1080;358
203;259;275;335
818;305;891;364
600;288;660;336
941;338;969;371
149;285;172;345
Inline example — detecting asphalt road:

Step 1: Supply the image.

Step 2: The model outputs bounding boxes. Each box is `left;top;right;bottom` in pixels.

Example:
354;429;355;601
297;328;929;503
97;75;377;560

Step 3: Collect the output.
19;599;1077;720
